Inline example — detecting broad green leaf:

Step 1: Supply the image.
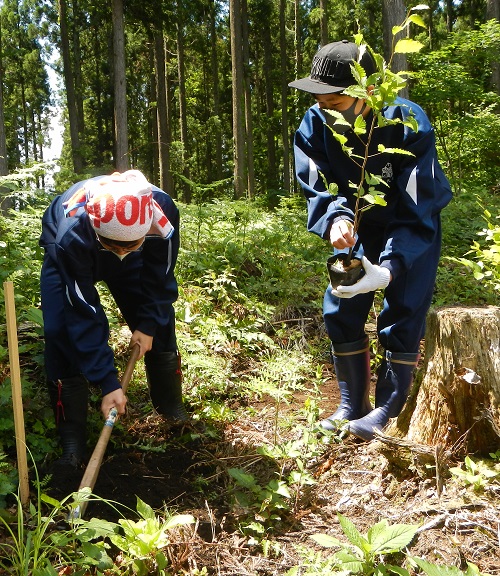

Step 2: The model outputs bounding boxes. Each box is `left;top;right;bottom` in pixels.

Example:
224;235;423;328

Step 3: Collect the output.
412;4;430;11
412;556;465;576
379;145;415;156
407;14;427;29
464;562;483;576
367;518;389;544
337;513;369;552
136;496;155;520
365;172;383;185
40;493;61;507
229;468;257;489
310;533;343;548
394;39;424;54
392;25;404;35
370;523;419;553
25;306;44;327
387;566;411;576
353;115;367;135
363;194;377;205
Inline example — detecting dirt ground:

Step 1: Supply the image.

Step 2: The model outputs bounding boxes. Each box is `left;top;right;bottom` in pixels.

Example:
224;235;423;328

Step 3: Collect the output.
45;376;500;576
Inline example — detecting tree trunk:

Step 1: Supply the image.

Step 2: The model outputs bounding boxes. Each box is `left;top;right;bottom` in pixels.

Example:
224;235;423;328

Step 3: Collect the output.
0;23;8;176
262;12;277;192
112;0;129;171
0;28;10;217
389;306;500;456
230;0;246;198
487;0;500;96
177;22;191;203
241;0;255;199
320;0;328;47
209;0;223;181
154;28;173;194
381;0;408;99
72;0;85;137
446;0;454;32
58;0;84;173
280;0;291;193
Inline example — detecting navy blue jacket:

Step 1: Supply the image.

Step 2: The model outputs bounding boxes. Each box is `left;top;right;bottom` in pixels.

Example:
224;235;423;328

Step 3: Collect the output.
40;177;179;394
294;97;452;279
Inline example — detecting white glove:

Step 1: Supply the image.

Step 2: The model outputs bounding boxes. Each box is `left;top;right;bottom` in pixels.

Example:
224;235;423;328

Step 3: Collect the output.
332;256;391;299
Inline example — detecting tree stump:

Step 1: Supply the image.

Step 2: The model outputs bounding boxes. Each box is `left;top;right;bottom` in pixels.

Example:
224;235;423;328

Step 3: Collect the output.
387;306;500;456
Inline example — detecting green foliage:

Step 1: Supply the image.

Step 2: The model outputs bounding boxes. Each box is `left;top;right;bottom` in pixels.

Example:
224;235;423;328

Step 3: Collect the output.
227;397;325;545
410;19;500;192
0;451;17;510
410;557;488;576
449;455;500;492
106;497;195;575
229;467;292;540
447;204;500;293
0;460;115;575
291;513;419;576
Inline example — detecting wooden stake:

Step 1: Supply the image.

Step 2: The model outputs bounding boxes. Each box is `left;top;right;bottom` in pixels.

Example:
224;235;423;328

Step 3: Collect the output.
3;281;30;506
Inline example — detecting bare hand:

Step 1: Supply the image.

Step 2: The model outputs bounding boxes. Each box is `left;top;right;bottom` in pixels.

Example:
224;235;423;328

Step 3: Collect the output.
129;330;153;359
101;388;127;418
329;220;355;249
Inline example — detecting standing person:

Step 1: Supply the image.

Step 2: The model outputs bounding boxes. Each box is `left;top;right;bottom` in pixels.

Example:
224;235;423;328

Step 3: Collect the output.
289;40;452;440
40;170;189;469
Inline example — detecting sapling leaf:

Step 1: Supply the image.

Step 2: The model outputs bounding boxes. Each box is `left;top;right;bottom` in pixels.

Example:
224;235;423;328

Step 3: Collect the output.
353;115;366;134
412;556;468;576
364;172;384;185
388;566;411;576
394;39;424;54
406;13;427;29
362;194;378;205
310;533;343;547
337;513;370;553
369;521;419;553
136;497;155;520
334;550;365;573
392;25;405;36
378;145;415;157
413;4;430;11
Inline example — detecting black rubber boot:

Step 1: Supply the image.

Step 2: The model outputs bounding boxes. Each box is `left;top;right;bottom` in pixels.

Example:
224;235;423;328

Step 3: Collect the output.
144;351;189;421
47;375;88;468
319;336;372;431
347;350;419;441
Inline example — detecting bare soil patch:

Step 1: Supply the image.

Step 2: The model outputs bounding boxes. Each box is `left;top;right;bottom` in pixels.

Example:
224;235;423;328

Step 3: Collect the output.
45;380;500;576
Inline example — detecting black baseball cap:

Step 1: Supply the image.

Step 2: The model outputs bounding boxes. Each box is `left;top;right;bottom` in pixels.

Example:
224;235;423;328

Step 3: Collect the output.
288;40;376;94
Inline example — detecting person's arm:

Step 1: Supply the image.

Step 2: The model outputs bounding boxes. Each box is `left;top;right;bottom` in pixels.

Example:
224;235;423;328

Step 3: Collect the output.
378;106;452;279
55;222;121;396
134;191;180;338
294;107;355;240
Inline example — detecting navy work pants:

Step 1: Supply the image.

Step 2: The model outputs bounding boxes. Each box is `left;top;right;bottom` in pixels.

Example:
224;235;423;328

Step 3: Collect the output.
323;217;442;353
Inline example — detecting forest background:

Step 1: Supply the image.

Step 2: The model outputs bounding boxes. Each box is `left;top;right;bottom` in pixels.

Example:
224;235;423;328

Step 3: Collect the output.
0;0;500;573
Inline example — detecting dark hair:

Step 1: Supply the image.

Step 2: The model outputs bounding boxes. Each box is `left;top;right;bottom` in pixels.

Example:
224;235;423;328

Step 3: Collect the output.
97;235;144;249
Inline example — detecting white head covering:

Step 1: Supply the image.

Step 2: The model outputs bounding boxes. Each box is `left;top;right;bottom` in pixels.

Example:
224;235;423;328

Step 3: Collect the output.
63;170;174;241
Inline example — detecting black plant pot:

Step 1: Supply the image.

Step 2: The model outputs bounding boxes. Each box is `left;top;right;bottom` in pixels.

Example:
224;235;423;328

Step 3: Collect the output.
327;254;365;289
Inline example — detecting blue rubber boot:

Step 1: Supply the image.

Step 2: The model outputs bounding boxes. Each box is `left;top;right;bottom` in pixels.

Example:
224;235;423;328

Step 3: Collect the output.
347;350;419;441
145;350;189;421
320;336;372;431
